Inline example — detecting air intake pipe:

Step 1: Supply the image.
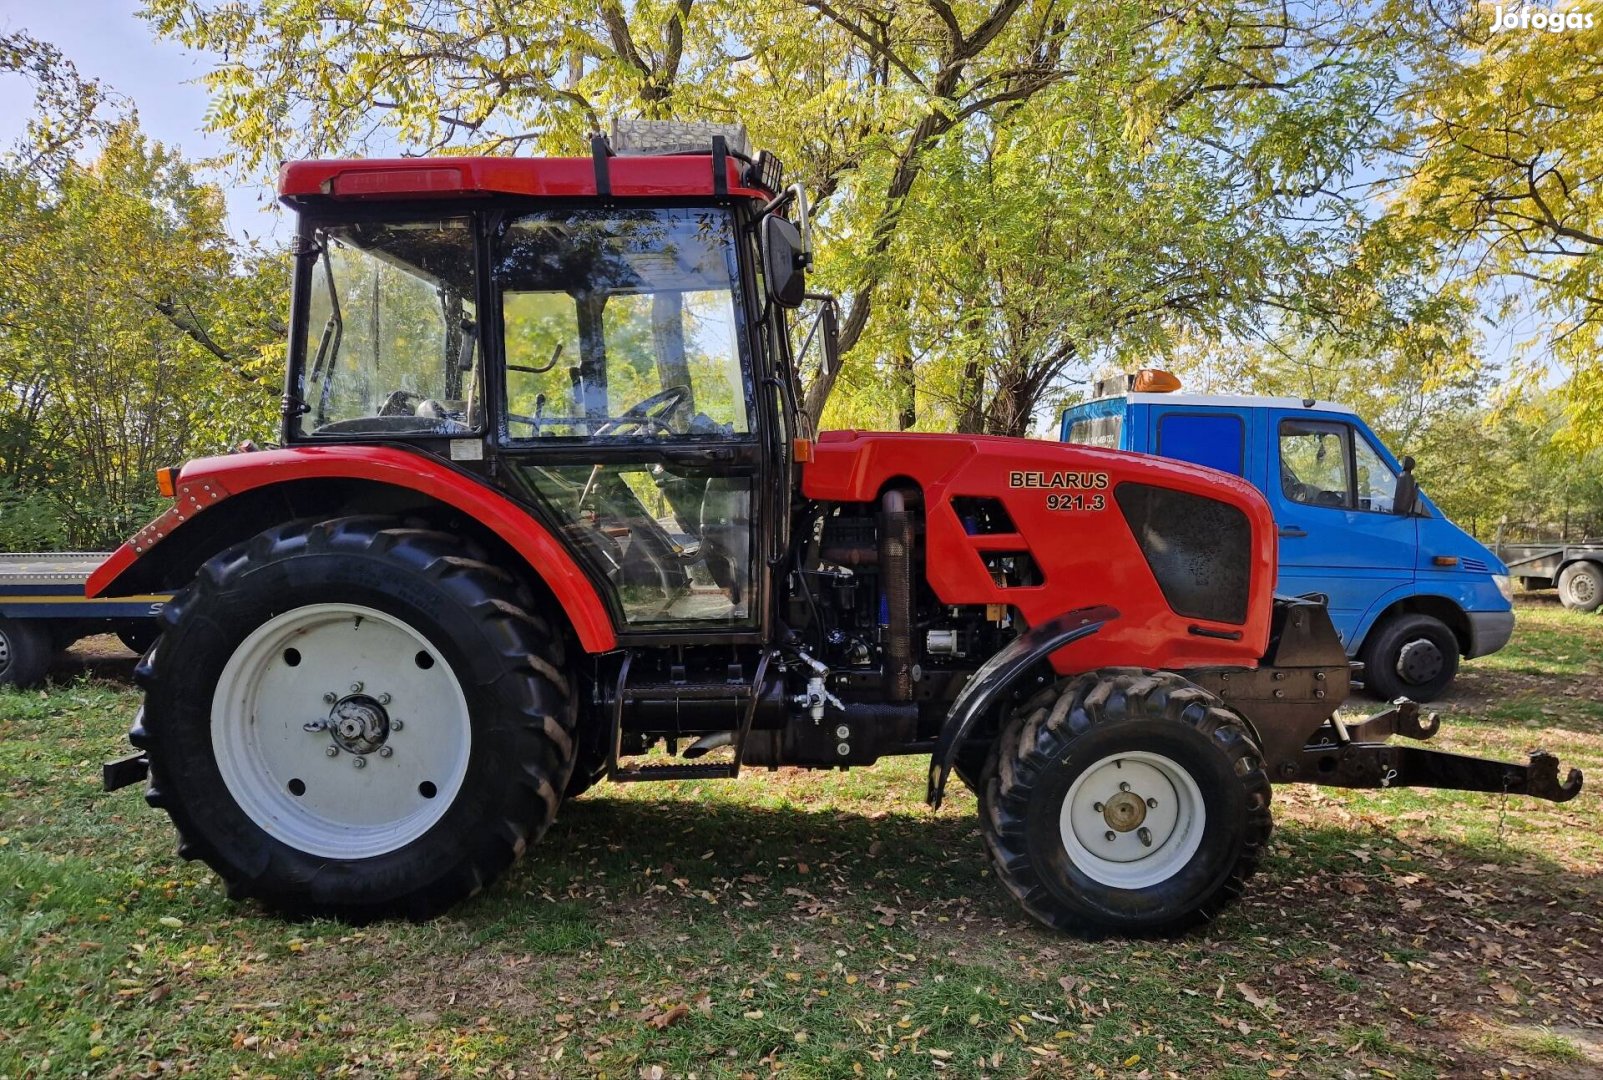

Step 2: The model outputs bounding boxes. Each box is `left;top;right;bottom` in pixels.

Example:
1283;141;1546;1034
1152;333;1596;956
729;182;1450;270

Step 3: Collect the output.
880;488;916;702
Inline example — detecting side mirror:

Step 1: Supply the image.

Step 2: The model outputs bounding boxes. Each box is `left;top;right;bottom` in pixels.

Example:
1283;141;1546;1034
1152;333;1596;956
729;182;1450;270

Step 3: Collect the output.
762;216;807;308
1394;454;1418;516
818;295;839;379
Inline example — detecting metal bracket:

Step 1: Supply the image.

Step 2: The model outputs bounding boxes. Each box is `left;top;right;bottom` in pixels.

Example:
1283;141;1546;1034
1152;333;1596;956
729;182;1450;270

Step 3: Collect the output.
102;752;149;792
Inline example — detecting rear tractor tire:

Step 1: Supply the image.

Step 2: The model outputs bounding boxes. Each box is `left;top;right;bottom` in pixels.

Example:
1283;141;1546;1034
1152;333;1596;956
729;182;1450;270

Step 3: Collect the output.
133;517;576;920
979;669;1272;937
1360;613;1459;702
1558;561;1603;614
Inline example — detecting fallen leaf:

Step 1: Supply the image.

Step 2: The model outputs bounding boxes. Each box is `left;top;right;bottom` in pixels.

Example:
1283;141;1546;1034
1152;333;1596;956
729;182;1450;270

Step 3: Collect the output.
647;1003;690;1030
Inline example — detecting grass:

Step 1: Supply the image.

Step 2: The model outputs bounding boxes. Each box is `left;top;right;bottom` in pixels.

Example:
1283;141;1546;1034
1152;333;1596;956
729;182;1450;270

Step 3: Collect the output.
2;598;1601;1078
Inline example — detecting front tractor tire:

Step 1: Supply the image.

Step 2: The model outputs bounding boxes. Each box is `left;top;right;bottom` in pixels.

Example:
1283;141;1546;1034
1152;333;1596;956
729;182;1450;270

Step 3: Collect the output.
133;517;576;920
980;670;1272;937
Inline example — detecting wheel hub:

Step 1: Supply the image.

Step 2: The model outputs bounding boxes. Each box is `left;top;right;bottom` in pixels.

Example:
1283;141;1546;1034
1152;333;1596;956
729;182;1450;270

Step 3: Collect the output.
1059;751;1205;889
1101;790;1148;832
1573;574;1598;604
1396;638;1444;683
328;695;390;754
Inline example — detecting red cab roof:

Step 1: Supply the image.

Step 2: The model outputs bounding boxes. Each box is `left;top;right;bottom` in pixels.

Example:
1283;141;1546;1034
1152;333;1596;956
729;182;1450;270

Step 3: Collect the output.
277;155;772;204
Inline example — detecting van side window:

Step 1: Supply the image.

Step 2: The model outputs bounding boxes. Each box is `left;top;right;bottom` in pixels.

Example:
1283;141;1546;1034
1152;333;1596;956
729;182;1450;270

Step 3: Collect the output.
1157;413;1245;476
1067;413;1122;449
1353;433;1399;513
1279;420;1352;507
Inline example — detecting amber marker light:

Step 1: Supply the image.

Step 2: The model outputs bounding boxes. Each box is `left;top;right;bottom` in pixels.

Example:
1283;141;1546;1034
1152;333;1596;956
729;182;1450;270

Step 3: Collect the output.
155;467;179;498
1130;369;1183;393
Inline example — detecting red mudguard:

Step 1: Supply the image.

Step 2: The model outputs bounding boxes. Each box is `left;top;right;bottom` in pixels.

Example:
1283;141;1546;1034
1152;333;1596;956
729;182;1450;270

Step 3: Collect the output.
86;446;617;653
802;431;1278;673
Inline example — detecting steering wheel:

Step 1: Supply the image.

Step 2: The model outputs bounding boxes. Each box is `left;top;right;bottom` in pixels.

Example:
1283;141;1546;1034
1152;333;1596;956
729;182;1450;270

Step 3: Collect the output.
594;385;691;436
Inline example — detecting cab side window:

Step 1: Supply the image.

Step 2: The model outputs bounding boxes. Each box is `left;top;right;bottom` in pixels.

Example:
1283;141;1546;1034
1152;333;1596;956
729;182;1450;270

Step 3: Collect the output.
1279;420;1352;507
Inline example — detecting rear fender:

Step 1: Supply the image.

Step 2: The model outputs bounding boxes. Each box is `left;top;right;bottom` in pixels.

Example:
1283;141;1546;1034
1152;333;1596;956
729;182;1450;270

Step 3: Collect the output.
86;446;617;653
926;605;1117;809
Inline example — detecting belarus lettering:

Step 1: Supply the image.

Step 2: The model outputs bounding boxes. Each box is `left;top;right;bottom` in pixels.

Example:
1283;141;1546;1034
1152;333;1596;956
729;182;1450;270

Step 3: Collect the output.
1008;470;1110;490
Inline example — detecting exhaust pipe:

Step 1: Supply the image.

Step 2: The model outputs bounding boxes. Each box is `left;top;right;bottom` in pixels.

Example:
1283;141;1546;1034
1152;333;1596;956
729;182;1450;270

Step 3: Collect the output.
881;488;915;702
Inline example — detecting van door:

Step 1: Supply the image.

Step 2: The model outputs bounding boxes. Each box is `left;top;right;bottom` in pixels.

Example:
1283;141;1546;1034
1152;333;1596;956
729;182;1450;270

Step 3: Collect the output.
1270;413;1417;648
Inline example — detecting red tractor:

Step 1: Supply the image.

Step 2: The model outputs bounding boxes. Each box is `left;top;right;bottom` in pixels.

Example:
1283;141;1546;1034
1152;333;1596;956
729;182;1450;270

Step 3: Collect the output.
93;123;1581;936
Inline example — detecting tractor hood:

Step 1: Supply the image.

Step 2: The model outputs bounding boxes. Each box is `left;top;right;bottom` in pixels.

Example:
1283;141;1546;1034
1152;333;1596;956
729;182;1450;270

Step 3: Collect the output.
803;431;1279;672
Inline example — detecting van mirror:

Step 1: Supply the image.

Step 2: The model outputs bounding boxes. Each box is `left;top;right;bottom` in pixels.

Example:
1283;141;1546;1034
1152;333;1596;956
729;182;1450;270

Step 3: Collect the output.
1394;455;1418;516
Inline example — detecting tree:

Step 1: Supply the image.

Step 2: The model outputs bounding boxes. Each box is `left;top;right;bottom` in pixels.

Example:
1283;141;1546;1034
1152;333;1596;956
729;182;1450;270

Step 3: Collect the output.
143;0;1437;432
1386;8;1603;447
0;48;283;548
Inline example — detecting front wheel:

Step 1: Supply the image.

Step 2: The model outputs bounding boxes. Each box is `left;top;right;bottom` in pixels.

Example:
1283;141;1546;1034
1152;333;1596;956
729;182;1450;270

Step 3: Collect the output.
1361;613;1460;702
1558;561;1603;613
980;669;1272;937
133;517;575;920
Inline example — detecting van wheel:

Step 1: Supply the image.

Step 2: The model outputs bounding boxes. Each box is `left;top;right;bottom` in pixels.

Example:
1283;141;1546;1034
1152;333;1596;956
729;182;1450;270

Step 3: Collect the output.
1361;613;1459;702
0;617;52;688
979;670;1272;937
1558;562;1603;613
133;517;576;920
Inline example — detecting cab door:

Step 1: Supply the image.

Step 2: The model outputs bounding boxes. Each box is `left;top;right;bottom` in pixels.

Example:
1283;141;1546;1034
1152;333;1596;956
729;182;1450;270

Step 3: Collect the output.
1269;412;1416;648
489;205;769;640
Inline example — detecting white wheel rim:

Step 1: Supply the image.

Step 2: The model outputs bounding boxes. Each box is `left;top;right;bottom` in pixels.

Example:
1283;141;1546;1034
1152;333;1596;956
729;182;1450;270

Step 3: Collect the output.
1058;751;1205;890
211;603;471;860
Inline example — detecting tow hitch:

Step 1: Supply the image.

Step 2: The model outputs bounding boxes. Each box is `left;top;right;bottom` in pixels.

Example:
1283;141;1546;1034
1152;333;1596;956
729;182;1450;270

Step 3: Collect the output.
1286;699;1583;802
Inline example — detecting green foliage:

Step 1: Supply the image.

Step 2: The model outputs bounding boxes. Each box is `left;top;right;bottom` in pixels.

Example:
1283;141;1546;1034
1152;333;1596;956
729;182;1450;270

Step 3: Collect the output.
1384;7;1603;448
0;43;284;549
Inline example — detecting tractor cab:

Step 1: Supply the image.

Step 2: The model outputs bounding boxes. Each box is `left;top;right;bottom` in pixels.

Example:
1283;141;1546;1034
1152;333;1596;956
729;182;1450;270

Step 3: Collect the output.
278;123;831;636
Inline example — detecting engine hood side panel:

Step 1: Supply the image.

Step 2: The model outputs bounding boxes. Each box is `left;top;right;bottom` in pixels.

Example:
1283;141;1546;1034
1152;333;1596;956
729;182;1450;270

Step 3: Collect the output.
803;431;1277;672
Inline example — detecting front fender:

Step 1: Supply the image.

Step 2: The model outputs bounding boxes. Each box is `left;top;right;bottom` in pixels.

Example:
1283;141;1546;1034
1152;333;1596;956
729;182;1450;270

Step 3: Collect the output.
926;605;1118;809
85;445;618;653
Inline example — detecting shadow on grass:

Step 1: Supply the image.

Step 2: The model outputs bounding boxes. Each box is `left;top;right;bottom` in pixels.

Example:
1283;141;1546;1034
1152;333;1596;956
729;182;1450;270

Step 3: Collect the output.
470;784;1603;946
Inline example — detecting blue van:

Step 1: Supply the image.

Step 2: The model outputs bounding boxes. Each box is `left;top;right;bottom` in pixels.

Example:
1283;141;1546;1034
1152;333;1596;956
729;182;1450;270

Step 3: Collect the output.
1060;376;1514;701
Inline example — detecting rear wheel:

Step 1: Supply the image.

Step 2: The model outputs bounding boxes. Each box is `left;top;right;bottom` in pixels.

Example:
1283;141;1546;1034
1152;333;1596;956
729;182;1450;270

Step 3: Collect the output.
1361;613;1459;702
0;617;51;688
133;517;575;919
1558;561;1603;613
980;669;1272;937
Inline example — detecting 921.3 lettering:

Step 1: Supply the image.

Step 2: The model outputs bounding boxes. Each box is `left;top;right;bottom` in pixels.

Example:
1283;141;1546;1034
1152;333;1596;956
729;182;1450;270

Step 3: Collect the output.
1046;493;1106;511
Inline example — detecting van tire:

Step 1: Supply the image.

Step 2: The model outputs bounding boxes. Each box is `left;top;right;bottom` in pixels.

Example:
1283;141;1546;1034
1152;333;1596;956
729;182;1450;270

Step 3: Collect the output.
1361;613;1459;702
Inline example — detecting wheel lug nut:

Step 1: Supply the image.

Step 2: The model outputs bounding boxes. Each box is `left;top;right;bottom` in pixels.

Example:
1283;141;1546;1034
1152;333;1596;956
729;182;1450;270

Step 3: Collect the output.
378;746;393;758
1104;830;1117;842
325;746;339;757
378;693;392;705
303;719;327;732
1118;782;1131;792
1137;827;1153;847
352;756;366;768
350;682;364;693
323;692;338;704
391;719;404;731
1147;797;1158;808
1093;802;1104;813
